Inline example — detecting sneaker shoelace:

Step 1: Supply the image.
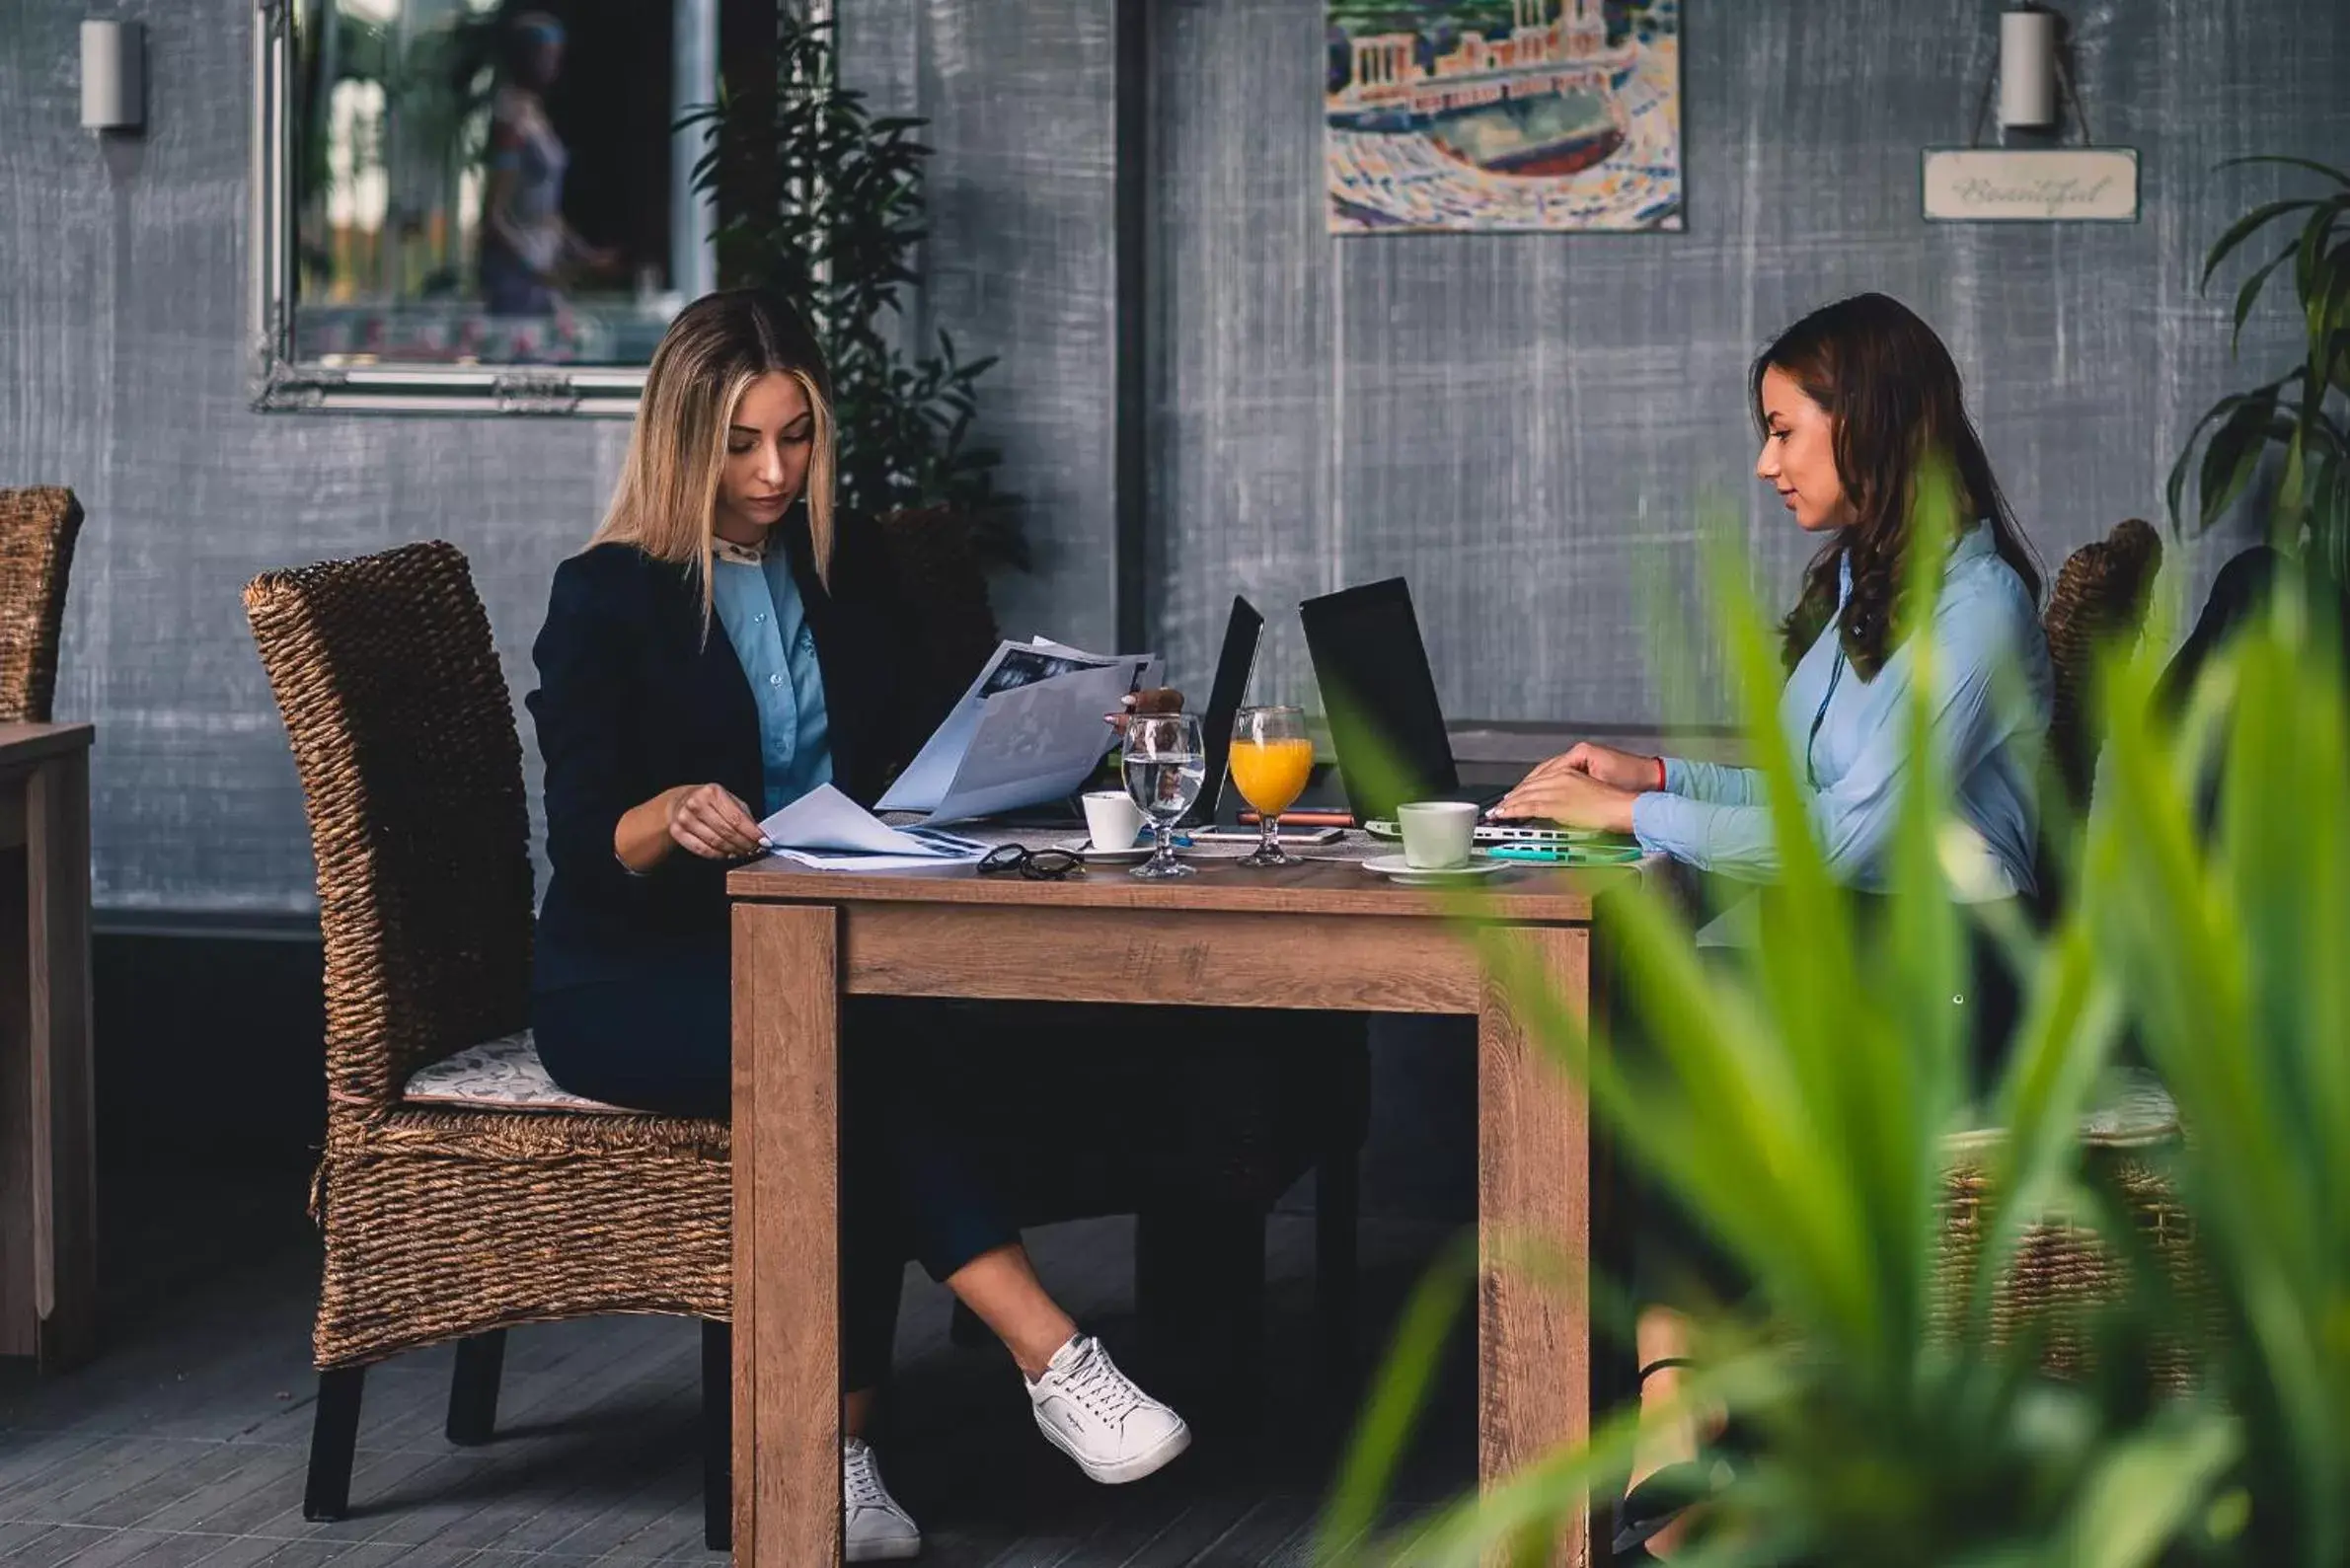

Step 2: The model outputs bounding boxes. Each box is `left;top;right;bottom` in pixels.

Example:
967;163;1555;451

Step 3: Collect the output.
1056;1341;1145;1426
844;1443;891;1511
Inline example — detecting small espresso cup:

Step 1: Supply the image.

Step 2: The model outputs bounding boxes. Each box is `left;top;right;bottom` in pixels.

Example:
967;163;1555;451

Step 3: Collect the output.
1397;801;1478;869
1081;789;1147;852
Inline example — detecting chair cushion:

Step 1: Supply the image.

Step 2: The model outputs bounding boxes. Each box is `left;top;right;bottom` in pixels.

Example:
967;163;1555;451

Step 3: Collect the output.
2078;1070;2180;1148
401;1029;632;1114
1944;1067;2178;1157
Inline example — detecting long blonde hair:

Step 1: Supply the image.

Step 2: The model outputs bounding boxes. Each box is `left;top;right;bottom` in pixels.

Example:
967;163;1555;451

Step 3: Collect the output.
591;290;838;618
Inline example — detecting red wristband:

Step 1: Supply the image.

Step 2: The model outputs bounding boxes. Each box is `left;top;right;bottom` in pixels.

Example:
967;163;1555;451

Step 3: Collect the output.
1652;756;1666;792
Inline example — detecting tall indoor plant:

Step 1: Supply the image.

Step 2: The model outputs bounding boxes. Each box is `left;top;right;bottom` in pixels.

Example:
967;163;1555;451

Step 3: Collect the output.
681;16;1023;569
2169;157;2350;585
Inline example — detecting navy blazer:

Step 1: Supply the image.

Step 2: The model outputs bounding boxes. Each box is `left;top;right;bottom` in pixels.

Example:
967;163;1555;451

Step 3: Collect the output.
527;510;923;990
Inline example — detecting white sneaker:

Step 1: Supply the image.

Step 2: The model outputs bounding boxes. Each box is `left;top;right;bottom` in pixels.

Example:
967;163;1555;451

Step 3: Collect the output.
843;1437;921;1562
1025;1334;1192;1484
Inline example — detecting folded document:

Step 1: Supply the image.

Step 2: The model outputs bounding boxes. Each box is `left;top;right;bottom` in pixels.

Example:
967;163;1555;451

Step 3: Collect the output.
875;636;1160;824
758;784;988;870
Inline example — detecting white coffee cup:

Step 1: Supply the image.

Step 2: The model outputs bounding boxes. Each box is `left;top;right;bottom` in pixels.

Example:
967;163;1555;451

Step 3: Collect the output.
1081;789;1146;852
1397;801;1478;869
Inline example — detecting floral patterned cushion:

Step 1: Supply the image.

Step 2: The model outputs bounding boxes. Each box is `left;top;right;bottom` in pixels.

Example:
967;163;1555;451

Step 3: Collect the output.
401;1029;631;1114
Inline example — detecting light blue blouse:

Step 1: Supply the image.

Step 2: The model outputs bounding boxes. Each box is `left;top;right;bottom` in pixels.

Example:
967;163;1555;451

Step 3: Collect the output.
713;551;833;817
1630;524;2052;898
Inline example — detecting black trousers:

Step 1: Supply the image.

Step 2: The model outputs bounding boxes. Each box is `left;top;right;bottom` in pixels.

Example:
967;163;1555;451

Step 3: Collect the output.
531;949;1021;1392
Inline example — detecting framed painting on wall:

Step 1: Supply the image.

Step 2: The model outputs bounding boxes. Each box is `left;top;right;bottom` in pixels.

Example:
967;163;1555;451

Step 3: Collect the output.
1326;0;1683;235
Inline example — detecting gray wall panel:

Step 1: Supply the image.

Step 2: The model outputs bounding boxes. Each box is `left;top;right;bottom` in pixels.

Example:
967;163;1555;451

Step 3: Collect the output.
1150;0;1339;713
844;0;1120;654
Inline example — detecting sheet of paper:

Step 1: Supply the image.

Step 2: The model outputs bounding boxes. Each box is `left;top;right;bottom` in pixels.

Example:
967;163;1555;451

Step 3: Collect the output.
877;635;1158;820
770;848;974;872
878;639;1106;813
759;783;977;858
977;642;1121;696
925;661;1140;825
1031;635;1165;694
875;701;981;814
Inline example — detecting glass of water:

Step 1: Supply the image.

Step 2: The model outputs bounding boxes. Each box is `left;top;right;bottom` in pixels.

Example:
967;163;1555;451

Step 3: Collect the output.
1121;711;1205;879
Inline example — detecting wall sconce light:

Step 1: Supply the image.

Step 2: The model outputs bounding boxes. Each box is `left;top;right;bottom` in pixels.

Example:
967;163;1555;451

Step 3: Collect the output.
80;20;144;134
1997;5;2061;131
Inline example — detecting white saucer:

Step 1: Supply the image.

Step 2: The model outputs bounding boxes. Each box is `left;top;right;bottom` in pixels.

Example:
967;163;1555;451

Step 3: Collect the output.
1361;853;1512;885
1057;837;1155;864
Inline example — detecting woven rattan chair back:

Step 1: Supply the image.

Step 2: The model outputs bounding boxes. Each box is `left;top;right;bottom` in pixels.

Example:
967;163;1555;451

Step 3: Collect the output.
245;541;534;1108
2042;517;2162;807
0;487;85;723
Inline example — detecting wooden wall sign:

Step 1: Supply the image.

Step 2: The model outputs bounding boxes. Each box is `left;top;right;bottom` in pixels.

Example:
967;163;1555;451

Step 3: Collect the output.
1922;147;2140;223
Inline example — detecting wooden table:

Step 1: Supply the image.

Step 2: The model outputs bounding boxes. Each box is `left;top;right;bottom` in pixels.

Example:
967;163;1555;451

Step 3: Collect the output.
728;847;1635;1566
0;723;95;1371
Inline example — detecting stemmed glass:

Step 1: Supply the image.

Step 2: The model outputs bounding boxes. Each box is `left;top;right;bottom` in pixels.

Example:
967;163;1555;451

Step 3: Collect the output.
1121;712;1205;879
1230;706;1312;867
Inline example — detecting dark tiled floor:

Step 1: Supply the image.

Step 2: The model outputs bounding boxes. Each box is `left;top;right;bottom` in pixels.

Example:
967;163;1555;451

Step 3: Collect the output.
1;1163;1475;1567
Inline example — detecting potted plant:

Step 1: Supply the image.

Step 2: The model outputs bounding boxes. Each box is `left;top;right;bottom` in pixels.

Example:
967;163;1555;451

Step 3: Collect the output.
2169;157;2350;585
681;15;1023;576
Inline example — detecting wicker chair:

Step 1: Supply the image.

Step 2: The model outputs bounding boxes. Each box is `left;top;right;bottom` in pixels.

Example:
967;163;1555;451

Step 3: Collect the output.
0;487;85;722
243;542;733;1547
2042;517;2164;811
1936;1076;2196;1385
1935;517;2196;1386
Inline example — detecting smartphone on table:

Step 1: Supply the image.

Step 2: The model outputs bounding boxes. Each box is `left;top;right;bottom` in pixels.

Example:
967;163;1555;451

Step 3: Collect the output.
1187;824;1347;846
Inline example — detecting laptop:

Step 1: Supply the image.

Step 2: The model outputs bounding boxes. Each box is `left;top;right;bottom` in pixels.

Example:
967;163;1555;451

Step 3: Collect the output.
1299;577;1516;826
1184;594;1264;826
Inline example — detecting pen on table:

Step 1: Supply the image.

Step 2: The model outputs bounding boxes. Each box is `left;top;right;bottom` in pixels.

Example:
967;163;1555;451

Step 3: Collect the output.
1236;809;1354;828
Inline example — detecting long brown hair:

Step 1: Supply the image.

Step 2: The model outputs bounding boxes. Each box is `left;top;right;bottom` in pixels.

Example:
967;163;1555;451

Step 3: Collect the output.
590;289;838;620
1760;293;2041;679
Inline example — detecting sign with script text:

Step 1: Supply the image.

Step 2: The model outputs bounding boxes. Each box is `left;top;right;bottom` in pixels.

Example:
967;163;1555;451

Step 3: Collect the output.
1922;148;2140;223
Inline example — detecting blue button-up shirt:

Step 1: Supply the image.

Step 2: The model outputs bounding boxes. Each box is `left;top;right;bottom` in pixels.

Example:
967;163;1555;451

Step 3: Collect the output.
1630;523;2052;898
713;551;833;817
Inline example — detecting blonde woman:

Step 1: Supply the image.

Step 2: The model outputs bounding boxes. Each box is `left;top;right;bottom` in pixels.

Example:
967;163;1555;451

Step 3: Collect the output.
527;290;1189;1561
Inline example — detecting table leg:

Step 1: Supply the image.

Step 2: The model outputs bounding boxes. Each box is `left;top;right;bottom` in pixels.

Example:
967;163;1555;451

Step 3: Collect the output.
732;902;843;1567
0;829;27;1361
31;752;94;1373
1477;924;1591;1567
0;756;93;1371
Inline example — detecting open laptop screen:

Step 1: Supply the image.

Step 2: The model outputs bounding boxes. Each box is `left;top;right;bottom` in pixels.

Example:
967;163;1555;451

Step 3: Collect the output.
1185;594;1265;825
1299;577;1462;822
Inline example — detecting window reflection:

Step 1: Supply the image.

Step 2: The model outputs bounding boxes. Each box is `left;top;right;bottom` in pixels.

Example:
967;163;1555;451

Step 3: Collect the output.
291;0;712;368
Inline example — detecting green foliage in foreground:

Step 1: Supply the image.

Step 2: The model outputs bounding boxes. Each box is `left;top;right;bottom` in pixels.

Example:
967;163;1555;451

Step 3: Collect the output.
1318;478;2350;1565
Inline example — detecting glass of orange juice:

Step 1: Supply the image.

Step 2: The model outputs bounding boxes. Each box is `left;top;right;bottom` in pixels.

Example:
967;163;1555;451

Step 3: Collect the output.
1229;706;1313;867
